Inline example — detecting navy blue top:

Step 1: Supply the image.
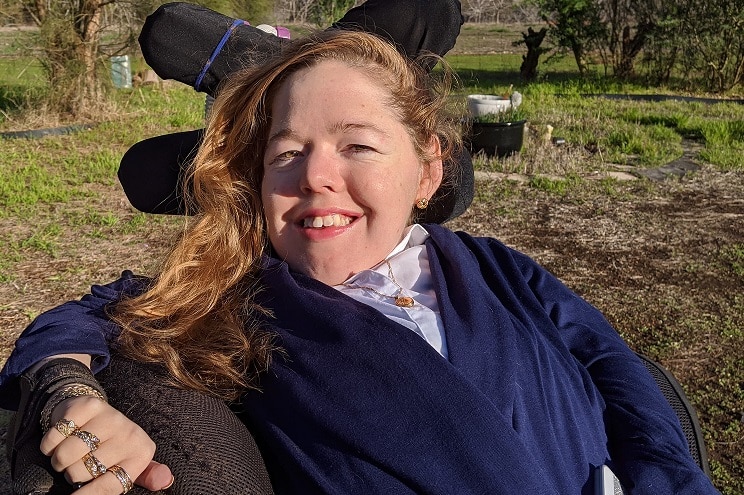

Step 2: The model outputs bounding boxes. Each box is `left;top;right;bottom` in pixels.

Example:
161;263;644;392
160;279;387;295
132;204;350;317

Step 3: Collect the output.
0;225;718;494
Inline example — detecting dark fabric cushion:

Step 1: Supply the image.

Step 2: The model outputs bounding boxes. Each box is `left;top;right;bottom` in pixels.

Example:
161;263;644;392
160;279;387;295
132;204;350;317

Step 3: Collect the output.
139;1;464;95
331;0;464;70
97;355;274;494
118;130;200;216
139;3;282;96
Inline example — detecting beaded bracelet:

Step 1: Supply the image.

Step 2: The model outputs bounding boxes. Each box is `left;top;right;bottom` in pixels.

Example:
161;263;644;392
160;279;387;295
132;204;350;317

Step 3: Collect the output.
40;383;106;433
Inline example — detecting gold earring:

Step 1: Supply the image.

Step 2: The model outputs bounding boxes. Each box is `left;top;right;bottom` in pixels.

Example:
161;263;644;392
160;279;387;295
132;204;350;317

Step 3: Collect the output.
415;198;429;210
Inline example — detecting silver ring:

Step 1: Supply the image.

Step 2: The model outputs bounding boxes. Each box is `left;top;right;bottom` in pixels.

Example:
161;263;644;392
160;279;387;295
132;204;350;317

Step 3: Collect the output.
108;465;134;494
82;452;107;478
71;429;100;452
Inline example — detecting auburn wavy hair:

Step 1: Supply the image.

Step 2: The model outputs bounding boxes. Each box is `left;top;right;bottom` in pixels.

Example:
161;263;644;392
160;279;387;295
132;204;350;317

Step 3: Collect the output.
112;30;464;401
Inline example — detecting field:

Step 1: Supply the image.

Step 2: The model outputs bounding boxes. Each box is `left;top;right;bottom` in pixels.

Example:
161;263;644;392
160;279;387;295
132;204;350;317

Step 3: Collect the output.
1;23;743;493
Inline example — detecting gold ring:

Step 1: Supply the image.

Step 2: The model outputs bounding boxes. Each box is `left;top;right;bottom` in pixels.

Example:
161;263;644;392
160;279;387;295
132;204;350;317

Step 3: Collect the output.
108;465;133;494
71;429;100;452
54;419;77;437
82;452;107;478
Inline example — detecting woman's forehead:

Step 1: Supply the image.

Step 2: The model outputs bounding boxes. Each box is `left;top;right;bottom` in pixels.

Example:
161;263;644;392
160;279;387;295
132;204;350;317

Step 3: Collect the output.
281;59;390;97
269;60;399;124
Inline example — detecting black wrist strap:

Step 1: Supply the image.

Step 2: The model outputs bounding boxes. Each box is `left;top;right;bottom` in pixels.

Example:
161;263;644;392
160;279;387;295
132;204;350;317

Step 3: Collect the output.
6;358;106;480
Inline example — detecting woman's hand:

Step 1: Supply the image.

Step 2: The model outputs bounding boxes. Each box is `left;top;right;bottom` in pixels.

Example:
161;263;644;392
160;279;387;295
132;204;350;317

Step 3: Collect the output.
40;395;174;493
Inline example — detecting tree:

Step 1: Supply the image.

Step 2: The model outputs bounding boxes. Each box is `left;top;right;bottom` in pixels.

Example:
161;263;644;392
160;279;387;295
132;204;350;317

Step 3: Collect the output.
22;0;107;116
532;0;605;76
533;0;743;90
673;0;744;92
310;0;357;27
0;0;27;24
275;0;315;23
20;0;148;117
599;0;657;78
230;0;276;23
515;26;548;81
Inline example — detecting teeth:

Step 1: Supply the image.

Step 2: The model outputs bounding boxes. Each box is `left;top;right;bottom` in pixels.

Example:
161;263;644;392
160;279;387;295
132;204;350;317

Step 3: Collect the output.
303;214;352;229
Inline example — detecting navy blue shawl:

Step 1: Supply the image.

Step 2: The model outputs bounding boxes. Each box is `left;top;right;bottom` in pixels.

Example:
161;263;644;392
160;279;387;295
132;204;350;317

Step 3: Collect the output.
241;225;613;494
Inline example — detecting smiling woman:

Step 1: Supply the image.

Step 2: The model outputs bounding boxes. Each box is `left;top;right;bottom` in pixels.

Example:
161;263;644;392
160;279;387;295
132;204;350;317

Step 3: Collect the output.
0;29;720;495
261;59;444;285
110;31;463;395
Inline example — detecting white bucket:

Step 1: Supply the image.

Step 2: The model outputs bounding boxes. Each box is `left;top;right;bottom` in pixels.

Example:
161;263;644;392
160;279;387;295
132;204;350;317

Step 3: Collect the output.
111;55;132;89
467;94;512;117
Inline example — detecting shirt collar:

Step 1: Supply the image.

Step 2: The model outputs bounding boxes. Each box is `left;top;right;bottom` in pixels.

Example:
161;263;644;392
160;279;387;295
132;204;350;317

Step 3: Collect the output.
340;224;430;285
387;224;429;258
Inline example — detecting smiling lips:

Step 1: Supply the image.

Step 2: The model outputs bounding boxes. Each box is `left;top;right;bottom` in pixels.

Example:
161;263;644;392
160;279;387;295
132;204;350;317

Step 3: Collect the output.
303;213;353;229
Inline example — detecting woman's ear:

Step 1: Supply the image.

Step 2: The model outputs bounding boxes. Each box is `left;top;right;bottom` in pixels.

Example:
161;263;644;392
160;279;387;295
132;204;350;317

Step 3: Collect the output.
417;136;444;200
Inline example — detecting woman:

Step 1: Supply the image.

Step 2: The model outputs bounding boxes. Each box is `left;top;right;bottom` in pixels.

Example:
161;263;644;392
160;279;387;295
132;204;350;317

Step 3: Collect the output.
2;31;718;495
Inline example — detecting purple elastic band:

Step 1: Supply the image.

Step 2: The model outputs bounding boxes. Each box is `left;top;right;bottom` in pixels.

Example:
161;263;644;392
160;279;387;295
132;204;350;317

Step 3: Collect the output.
194;19;249;91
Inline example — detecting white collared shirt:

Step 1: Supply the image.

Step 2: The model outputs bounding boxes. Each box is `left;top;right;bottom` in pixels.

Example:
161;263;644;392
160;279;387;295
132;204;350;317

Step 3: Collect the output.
334;224;448;358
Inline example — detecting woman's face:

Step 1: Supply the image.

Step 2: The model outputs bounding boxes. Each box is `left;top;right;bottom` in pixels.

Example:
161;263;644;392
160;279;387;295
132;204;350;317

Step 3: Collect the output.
261;59;442;285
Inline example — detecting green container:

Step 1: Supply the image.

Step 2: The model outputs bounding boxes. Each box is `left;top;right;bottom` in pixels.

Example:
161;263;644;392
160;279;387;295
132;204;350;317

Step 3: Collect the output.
111;55;132;89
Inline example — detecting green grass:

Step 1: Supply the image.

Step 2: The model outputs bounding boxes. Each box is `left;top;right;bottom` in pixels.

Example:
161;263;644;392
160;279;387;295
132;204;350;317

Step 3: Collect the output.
446;53;528;93
528;174;582;194
0;31;47;116
471;92;743;172
0;156;73;213
446;52;743;172
19;223;61;256
0;58;44;86
0;84;204;218
699;120;744;171
720;244;744;276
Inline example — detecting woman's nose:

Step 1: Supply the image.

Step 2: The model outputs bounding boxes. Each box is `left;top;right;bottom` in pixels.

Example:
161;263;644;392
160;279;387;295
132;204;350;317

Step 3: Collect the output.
299;147;343;194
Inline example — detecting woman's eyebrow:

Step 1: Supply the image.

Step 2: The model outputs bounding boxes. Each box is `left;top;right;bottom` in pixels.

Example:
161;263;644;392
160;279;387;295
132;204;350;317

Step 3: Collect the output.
329;120;391;138
267;127;300;144
267;121;392;144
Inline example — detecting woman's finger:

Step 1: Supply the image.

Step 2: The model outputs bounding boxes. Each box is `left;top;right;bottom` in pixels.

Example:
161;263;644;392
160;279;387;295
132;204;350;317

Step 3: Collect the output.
63;439;153;487
49;431;103;472
72;462;136;495
135;461;175;491
67;460;173;494
60;425;155;483
46;402;152;471
40;395;108;455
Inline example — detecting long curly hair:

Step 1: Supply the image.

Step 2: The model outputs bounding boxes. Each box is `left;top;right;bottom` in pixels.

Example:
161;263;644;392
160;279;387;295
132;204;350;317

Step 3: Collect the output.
112;30;464;401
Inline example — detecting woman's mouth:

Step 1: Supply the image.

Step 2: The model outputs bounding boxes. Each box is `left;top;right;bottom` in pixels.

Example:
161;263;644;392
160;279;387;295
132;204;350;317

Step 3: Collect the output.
302;214;353;229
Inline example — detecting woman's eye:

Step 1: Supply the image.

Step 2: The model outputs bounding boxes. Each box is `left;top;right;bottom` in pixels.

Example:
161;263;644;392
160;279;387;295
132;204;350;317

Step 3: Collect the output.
266;149;302;169
276;150;300;160
348;144;375;153
274;150;301;162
